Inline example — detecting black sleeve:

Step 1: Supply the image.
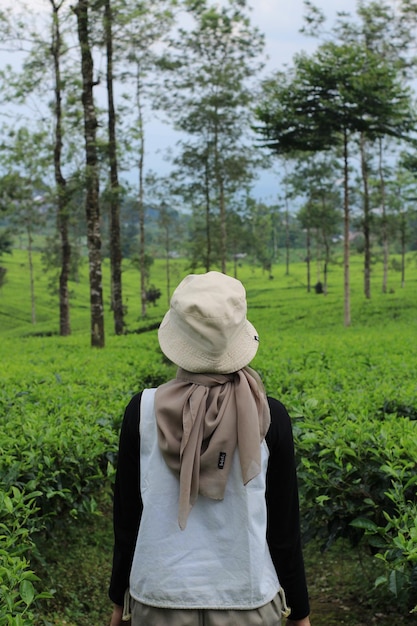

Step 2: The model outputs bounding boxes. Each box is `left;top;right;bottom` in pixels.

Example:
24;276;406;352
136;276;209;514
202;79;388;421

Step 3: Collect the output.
108;393;143;606
266;396;310;621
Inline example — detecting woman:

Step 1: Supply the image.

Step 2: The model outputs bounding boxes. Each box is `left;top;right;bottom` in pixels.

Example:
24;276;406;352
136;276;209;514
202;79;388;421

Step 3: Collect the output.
109;271;311;626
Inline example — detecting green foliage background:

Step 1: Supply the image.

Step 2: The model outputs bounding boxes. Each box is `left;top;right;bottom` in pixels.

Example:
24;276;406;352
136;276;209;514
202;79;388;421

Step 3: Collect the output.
0;248;417;624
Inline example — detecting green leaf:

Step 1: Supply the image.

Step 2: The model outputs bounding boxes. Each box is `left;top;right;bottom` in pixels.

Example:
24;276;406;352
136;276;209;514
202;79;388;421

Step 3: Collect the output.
4;496;13;514
20;579;35;606
374;575;387;588
350;517;379;532
388;569;406;597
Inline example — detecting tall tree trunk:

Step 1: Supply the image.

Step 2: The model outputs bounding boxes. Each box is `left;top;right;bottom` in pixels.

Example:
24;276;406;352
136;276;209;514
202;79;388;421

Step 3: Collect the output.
316;229;321;284
360;133;371;299
74;0;105;348
135;70;147;318
379;139;389;294
400;209;406;288
343;129;351;327
271;209;277;263
306;224;311;293
104;0;123;335
164;222;171;306
214;123;227;274
50;0;71;337
323;242;329;295
321;197;329;295
204;152;211;272
214;133;227;274
283;161;290;276
219;175;227;274
305;198;311;292
285;196;290;277
27;222;36;325
158;204;172;306
139;142;146;318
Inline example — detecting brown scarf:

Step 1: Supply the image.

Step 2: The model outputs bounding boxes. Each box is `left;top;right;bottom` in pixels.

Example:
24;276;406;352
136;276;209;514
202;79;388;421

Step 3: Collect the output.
154;367;271;530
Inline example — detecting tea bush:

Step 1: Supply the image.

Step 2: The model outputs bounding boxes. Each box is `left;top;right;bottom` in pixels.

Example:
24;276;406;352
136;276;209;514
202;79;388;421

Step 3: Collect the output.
254;324;417;613
0;331;172;624
0;487;51;626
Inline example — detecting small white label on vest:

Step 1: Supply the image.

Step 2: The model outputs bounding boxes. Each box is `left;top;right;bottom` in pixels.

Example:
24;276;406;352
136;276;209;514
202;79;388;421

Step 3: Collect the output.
218;452;226;469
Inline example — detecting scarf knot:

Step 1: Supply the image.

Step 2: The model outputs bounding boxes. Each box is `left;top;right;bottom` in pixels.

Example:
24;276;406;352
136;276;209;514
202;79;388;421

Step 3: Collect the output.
154;367;270;530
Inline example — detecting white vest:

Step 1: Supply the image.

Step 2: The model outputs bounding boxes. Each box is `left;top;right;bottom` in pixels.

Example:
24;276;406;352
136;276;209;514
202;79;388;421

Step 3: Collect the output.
129;388;279;609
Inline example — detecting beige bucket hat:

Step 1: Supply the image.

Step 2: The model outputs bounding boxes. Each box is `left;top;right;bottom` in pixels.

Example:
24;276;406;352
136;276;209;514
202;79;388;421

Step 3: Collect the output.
158;271;260;374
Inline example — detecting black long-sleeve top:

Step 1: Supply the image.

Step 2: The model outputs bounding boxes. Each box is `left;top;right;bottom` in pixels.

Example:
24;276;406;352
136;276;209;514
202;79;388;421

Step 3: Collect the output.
109;393;310;621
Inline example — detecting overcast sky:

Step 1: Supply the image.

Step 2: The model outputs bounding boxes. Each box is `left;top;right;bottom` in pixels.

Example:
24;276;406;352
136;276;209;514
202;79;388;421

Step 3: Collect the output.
0;0;360;202
146;0;360;201
249;0;357;67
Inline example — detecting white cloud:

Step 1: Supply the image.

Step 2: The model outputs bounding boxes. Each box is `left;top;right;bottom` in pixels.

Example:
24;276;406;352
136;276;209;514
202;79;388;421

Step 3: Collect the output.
0;0;49;9
247;0;361;70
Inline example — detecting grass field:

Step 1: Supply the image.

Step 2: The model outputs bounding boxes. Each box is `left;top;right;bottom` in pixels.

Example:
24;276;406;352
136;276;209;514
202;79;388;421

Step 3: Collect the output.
1;247;417;625
1;246;416;337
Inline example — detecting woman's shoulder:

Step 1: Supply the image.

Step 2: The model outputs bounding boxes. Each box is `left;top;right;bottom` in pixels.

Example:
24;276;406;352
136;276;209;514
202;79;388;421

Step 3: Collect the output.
267;396;291;421
266;395;293;449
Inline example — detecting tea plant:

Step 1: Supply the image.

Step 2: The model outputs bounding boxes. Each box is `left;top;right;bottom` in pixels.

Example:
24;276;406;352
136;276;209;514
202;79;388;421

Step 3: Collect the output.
254;324;417;613
0;487;51;625
0;331;171;624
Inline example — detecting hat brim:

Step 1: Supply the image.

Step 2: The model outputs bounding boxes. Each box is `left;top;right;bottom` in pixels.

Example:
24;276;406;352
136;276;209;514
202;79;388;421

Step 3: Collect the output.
158;311;260;374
